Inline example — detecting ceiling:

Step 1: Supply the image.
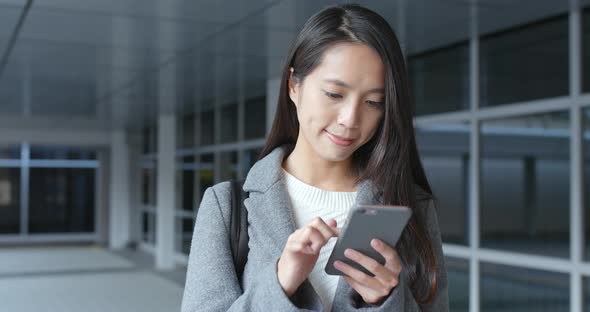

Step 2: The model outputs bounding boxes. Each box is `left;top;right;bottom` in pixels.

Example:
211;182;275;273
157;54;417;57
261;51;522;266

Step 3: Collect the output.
0;0;581;130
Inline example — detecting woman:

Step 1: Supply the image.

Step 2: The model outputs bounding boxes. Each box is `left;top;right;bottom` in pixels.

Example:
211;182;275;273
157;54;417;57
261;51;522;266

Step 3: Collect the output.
182;4;448;311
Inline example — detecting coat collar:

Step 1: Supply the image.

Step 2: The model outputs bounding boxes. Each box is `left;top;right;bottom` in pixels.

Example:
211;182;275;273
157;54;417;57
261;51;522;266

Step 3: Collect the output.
243;144;382;203
242;144;384;260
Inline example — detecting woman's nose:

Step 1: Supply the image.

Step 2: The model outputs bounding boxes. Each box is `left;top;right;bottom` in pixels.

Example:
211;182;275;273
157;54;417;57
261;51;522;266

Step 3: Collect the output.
337;101;361;129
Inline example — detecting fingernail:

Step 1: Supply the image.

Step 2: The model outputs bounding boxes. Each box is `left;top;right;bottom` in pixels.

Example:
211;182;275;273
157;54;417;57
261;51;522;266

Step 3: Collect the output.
344;249;353;257
372;239;381;247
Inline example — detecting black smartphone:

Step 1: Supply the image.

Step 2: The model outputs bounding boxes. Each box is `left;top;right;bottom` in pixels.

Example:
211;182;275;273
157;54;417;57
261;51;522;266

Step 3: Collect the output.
325;204;412;276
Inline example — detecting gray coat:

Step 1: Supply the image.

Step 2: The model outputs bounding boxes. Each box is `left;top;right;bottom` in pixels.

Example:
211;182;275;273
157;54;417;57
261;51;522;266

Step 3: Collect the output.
181;145;449;311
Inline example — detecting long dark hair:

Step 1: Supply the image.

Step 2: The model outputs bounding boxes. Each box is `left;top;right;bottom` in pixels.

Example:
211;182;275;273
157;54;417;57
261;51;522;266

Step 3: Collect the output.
259;4;438;304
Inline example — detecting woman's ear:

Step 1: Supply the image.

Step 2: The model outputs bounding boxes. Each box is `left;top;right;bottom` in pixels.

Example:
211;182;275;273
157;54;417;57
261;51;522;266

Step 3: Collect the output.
288;67;299;107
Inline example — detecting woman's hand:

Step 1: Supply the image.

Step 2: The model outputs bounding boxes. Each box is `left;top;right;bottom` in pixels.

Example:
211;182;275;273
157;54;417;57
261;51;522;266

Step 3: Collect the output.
277;217;340;297
334;238;402;305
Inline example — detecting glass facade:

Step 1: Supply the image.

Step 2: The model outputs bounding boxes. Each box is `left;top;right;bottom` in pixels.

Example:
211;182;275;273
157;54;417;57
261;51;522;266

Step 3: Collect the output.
446;257;469;312
30;146;96;160
480;263;569;311
481;111;570;258
408;43;470;115
416;123;470;245
584;7;590;93
0;144;98;236
0;168;20;234
244;96;267;140
479;15;569;106
585;108;590;261
28;168;95;233
0;146;20;159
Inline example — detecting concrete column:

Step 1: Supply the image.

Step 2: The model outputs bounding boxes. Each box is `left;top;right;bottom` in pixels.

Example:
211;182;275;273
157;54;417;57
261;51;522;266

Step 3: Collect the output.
154;1;178;270
108;130;131;249
156;114;176;269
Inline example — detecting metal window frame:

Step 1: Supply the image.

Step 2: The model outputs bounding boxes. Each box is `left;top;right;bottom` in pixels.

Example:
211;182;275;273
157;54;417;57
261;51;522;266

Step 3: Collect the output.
0;142;101;243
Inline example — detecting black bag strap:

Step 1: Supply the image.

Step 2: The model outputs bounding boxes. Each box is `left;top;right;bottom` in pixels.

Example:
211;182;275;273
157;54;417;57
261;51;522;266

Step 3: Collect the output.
229;179;249;283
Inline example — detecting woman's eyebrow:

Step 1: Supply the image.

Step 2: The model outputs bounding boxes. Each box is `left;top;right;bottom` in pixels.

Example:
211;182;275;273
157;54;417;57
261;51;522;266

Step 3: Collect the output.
323;78;384;94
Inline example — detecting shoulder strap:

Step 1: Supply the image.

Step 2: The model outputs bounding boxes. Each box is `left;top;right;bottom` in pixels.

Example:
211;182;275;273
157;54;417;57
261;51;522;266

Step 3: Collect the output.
229;179;249;284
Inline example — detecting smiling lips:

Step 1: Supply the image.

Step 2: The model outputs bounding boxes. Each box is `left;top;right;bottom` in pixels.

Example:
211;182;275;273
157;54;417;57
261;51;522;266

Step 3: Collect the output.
325;130;355;146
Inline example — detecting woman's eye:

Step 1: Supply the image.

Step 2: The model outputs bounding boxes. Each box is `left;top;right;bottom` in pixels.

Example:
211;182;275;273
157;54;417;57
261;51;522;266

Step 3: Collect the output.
366;100;384;108
323;91;342;99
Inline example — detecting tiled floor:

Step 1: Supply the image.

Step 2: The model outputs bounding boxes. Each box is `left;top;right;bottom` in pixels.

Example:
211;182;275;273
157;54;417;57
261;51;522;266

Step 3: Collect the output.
0;245;186;312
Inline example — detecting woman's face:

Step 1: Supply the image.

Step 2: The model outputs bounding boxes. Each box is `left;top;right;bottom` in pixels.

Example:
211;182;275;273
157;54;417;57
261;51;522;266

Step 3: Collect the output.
289;42;385;163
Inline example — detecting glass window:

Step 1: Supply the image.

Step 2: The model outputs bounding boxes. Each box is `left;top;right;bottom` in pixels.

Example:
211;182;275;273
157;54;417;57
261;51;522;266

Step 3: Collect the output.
178;113;196;148
220;103;238;143
176;217;193;254
0;145;20;159
198;154;214;204
148;212;156;244
583;7;590;93
481;111;570;258
141;163;157;206
0;168;20;234
142;126;157;154
416;122;470;245
200;109;214;146
481;263;569;311
178;156;195;211
480;15;569;106
408;43;469;116
28;168;95;233
241;148;262;178
142;211;149;242
218;151;238;182
584;107;590;261
446;257;469;312
30;145;96;160
244;96;267;139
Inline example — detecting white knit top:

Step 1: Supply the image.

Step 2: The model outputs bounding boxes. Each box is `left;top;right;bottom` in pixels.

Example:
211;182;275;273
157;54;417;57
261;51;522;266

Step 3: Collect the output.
282;169;357;311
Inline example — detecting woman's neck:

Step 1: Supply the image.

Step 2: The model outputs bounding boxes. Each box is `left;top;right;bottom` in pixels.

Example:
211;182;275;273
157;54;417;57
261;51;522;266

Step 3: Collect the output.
282;143;358;192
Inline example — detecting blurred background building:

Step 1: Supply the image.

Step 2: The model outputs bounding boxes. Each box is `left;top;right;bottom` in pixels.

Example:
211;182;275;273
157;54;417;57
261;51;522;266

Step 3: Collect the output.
0;0;589;311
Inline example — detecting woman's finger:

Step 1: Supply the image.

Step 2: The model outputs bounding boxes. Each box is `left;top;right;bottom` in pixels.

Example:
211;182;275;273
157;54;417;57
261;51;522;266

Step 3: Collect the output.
371;239;402;275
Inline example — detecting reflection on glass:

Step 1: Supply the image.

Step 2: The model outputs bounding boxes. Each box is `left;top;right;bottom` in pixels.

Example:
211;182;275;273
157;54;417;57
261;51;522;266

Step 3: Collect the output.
29;168;95;233
242;148;262;178
245;96;267;139
0;168;20;233
30;145;96;160
0;145;20;159
446;257;469;312
201;110;214;145
481;263;569;311
179;113;196;148
176;217;193;254
148;212;156;244
141;163;157;206
142;126;157;154
408;43;469;115
583;8;590;92
416;123;469;245
219;151;238;181
481;112;570;258
179;156;195;211
199;154;214;202
142;212;149;242
480;15;568;106
584;108;590;261
220;103;238;143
